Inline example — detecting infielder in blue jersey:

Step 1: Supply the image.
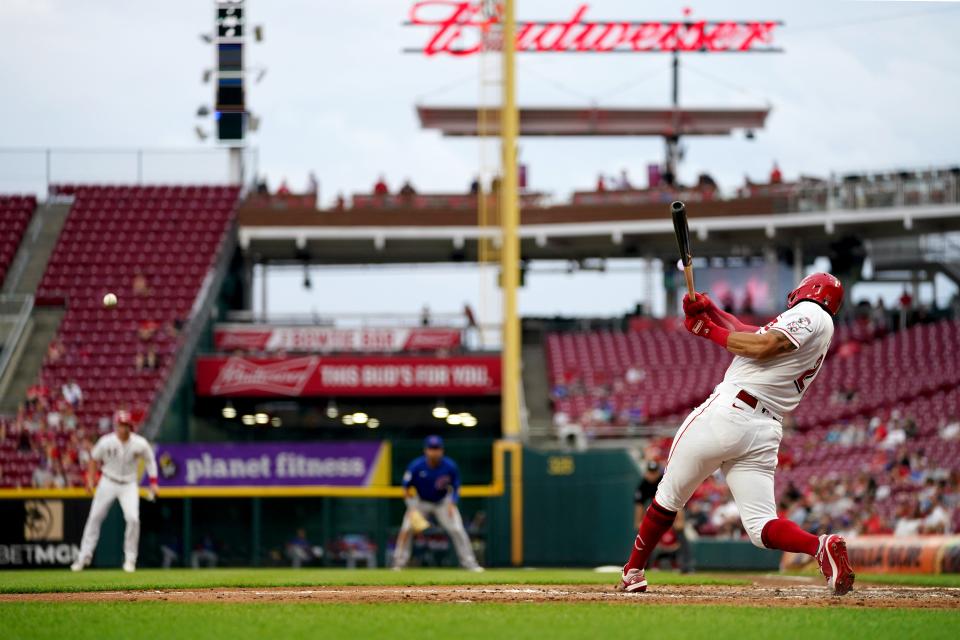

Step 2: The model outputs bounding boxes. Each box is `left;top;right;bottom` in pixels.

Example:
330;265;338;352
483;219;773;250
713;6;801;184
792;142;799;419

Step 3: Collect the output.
392;435;482;571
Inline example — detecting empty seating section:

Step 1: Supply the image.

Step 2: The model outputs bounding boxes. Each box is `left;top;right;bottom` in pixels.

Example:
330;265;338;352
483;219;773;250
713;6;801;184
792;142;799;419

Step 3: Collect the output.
546;319;960;429
547;326;732;423
0;185;238;487
0;195;36;286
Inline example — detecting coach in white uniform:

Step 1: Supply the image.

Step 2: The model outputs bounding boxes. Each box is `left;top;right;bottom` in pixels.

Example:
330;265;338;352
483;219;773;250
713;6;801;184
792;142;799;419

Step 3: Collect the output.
618;273;855;596
71;411;158;573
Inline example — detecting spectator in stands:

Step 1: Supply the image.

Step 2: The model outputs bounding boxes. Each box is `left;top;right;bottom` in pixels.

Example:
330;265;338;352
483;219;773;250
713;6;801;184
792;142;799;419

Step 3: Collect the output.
596;174;606;193
46;339;65;363
696;172;718;192
893;501;923;537
138;319;159;341
770;162;783;184
899;287;913;329
617;168;632;190
256;175;269;195
335;192;346;211
307;171;319;195
62;379;82;408
46;403;62;431
132;270;150;296
400;179;417;199
940;416;960;440
421;304;431;327
276;179;292;196
373;175;389;196
624;366;645;385
469;176;480;195
921;494;951;533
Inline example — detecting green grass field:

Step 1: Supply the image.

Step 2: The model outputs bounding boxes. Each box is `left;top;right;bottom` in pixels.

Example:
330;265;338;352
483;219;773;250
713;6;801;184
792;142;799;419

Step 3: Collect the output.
1;569;958;640
0;567;744;594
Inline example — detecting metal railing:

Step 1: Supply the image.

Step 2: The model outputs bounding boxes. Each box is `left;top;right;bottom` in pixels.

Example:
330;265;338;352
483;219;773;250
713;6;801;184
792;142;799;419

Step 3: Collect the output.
0;147;260;197
0;294;35;394
141;221;239;440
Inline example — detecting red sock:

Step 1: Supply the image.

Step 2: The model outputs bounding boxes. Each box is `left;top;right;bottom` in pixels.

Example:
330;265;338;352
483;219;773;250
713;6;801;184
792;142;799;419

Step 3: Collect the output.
625;499;676;572
761;518;819;556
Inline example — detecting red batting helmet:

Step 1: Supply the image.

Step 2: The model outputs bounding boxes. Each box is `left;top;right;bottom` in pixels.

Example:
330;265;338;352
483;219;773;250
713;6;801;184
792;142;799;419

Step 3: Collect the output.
786;272;844;316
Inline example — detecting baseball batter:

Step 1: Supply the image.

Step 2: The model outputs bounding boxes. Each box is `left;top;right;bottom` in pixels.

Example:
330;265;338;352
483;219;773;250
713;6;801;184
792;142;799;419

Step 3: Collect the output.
618;273;855;595
70;411;158;573
393;435;482;571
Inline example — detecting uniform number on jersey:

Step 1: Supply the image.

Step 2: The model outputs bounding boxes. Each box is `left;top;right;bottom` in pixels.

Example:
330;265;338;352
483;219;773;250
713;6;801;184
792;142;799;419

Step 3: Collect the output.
793;353;825;393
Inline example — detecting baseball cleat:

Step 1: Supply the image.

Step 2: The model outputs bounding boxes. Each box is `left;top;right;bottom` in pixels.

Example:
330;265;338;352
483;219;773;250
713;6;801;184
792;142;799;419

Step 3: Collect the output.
467;566;485;573
123;560;136;573
816;534;855;595
616;567;648;593
70;557;90;572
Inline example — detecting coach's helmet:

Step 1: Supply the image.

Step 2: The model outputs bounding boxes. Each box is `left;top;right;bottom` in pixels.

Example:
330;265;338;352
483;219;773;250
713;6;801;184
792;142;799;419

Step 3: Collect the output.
787;272;844;316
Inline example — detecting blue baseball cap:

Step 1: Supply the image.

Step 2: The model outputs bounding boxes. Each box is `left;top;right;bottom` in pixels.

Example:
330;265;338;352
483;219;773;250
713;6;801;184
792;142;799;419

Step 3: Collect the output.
424;435;444;449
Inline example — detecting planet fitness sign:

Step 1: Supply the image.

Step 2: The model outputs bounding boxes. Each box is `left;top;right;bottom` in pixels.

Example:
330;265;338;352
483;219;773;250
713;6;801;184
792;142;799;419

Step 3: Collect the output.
151;442;390;488
406;2;782;56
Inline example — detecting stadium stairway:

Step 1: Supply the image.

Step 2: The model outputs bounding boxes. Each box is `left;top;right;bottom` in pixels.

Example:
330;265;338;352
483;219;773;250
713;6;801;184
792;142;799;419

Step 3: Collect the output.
0;307;64;413
2;201;72;296
521;342;553;439
0;200;71;410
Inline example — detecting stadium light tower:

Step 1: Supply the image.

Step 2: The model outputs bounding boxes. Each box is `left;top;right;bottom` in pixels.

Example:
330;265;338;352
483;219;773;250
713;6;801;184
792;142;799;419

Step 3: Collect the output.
197;0;264;184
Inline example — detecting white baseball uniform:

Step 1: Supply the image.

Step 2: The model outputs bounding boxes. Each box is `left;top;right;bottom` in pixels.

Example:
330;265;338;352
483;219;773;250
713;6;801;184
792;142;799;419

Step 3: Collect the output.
656;301;834;548
77;432;158;566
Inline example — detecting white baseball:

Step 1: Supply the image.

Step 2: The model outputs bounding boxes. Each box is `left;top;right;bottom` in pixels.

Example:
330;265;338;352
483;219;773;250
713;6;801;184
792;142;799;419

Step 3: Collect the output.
103;292;118;308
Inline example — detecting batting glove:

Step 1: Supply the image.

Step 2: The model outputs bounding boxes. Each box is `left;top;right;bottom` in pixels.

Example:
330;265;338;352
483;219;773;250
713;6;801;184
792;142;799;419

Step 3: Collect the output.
684;313;730;348
682;292;713;317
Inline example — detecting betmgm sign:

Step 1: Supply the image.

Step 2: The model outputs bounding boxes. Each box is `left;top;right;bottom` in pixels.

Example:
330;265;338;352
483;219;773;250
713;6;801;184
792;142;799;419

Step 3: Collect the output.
0;500;81;569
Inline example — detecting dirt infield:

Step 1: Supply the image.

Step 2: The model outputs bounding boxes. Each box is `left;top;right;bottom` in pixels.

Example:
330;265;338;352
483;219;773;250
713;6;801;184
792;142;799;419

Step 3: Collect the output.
4;577;960;609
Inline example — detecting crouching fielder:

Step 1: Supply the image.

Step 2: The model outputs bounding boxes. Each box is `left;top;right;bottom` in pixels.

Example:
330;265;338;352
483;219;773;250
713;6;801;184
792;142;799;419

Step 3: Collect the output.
393;435;482;571
71;411;158;573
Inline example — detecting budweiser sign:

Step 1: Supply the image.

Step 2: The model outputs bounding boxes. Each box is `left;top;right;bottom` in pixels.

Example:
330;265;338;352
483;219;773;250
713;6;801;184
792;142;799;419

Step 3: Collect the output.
196;355;502;397
214;325;462;353
407;2;781;56
210;356;320;396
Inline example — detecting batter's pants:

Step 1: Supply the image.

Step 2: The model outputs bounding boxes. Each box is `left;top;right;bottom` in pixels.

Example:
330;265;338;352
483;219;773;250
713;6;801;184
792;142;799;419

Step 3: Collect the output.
655;382;783;549
393;498;480;569
78;477;141;565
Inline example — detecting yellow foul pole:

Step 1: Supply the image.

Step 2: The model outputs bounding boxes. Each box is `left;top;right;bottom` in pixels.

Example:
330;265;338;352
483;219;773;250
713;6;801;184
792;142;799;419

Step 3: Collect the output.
500;0;520;440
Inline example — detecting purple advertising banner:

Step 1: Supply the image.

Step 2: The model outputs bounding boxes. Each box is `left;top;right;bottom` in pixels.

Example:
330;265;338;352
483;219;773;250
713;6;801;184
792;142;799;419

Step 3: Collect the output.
151;442;389;487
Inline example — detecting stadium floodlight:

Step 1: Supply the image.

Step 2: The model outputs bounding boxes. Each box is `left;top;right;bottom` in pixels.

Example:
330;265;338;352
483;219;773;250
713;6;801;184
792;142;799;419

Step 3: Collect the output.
367;418;380;429
432;401;449;419
271;417;282;428
352;412;369;425
222;402;237;419
255;412;269;425
462;416;478;428
326;400;339;419
342;414;355;426
241;414;255;426
446;414;463;426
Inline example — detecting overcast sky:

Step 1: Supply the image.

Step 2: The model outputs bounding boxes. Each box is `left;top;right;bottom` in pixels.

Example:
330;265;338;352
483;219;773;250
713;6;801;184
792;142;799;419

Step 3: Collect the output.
1;0;958;322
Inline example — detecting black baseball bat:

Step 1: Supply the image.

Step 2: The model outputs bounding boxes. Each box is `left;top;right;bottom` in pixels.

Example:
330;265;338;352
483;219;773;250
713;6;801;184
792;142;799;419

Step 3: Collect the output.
671;200;696;300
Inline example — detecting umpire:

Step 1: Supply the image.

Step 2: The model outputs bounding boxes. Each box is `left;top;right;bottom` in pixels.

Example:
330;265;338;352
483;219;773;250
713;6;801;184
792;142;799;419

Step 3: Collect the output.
392;435;482;571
